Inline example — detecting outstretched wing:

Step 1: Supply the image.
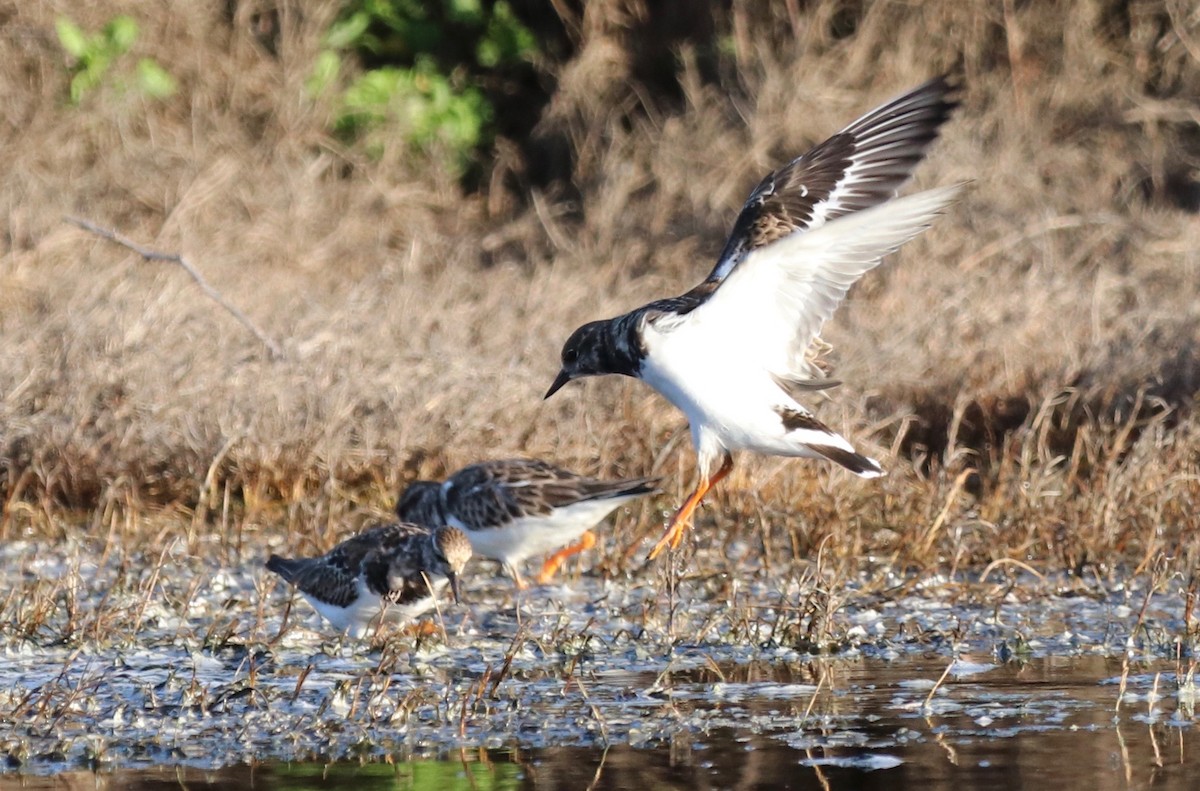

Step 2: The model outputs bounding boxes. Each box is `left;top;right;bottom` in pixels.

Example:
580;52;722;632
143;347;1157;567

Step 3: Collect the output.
692;185;964;384
706;75;959;285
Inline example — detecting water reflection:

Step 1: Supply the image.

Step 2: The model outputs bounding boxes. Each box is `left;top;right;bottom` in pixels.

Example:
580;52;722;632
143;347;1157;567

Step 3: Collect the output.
3;654;1196;791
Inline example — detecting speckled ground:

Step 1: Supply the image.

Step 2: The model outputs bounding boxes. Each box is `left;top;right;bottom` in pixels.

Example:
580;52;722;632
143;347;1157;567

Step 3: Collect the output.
1;537;1198;787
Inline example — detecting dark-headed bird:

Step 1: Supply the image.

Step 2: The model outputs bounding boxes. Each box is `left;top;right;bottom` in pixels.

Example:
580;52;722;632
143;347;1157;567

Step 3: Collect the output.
266;523;472;638
545;76;963;559
397;458;658;588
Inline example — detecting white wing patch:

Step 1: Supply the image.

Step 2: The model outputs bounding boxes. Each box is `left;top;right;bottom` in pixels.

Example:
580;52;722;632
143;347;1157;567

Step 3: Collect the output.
691;184;963;382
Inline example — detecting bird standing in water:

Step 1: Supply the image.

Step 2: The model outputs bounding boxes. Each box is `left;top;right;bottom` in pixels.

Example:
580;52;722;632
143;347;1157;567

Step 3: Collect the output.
397;458;658;588
265;522;472;638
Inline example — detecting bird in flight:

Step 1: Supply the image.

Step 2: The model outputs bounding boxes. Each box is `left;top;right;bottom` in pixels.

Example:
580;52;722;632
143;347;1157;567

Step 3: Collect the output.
546;76;962;559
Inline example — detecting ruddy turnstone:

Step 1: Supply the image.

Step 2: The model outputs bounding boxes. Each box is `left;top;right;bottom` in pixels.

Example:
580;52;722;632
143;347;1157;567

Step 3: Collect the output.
396;458;658;588
545;76;963;559
265;522;472;638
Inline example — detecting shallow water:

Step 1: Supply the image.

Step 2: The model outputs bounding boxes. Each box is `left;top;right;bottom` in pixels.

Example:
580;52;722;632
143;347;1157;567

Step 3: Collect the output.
3;654;1197;791
0;539;1196;789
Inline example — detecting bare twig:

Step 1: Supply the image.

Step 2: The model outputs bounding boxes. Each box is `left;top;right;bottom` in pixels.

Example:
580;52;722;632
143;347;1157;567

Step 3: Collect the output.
923;659;955;712
978;557;1047;585
917;468;974;556
64;216;284;360
799;668;827;725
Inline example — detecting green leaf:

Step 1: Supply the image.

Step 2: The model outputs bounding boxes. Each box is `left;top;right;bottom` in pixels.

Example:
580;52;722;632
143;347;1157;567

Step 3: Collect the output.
476;1;537;68
136;58;176;99
343;66;405;112
55;17;88;59
307;49;341;96
326;11;371;50
104;15;139;54
69;70;99;103
447;0;484;26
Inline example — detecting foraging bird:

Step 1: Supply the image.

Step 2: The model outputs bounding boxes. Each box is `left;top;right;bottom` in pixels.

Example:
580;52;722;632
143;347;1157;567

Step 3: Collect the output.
545;76;962;559
396;458;658;588
265;522;472;638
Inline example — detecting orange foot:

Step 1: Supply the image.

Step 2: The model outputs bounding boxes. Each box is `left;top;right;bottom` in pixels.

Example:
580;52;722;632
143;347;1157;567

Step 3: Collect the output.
647;454;734;561
402;620;439;637
535;530;597;585
647;495;703;560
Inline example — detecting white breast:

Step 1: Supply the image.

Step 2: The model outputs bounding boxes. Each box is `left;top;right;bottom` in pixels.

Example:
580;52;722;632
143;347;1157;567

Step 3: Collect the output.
302;577;446;639
641;319;795;456
454;496;635;567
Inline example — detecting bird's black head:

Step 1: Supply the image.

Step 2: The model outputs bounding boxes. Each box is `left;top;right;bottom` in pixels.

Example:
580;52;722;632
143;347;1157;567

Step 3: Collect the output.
545;320;623;399
395;480;442;526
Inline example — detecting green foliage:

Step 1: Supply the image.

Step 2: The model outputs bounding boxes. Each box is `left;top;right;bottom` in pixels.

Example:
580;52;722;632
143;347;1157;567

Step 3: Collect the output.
55;15;176;103
315;0;538;172
306;49;343;97
136;58;177;99
335;59;491;158
475;1;537;68
274;760;522;790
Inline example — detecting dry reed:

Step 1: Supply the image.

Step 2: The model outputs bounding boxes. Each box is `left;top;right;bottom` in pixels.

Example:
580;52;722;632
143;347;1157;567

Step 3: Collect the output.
0;0;1197;577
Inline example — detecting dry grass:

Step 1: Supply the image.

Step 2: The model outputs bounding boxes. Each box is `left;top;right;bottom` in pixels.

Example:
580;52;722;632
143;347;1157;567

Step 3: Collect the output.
1;0;1198;575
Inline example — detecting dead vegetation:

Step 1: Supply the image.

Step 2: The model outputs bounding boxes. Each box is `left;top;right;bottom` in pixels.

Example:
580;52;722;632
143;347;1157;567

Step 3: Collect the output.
0;0;1198;577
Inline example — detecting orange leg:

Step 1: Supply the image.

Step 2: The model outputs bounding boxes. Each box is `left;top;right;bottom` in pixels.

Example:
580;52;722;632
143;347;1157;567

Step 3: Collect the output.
402;620;439;637
648;454;734;560
503;562;530;591
535;530;597;585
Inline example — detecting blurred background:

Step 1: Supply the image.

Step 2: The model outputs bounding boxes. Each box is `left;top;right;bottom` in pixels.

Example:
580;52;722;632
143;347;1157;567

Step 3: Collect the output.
1;0;1197;570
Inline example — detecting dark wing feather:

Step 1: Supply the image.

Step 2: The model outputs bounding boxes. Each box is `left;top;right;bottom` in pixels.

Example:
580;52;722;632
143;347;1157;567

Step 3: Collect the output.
706;75;959;284
265;553;361;609
395;480;446;527
642;281;721;323
556;472;660;504
266;523;429;607
443;461;546;527
444;459;659;528
361;549;437;606
352;522;428;554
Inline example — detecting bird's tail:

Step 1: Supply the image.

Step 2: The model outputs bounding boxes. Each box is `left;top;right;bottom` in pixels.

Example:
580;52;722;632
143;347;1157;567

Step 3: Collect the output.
808;444;884;478
777;406;885;478
587;476;661;500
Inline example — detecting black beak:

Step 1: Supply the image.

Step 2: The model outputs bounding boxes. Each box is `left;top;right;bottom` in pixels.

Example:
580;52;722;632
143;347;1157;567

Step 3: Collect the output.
447;572;461;605
544;369;571;400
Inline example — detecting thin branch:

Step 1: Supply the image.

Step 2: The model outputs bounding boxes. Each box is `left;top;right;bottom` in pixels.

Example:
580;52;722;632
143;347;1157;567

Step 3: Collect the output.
64;216;284;360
